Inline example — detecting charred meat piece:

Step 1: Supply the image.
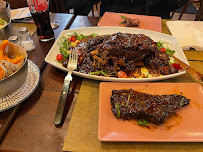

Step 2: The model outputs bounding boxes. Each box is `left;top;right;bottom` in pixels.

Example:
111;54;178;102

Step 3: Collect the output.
97;33;157;60
75;32;177;77
110;89;190;125
124;17;140;27
120;15;140;27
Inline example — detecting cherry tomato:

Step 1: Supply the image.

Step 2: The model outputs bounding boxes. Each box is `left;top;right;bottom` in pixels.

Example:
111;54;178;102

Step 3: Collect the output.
172;63;182;70
56;54;63;61
117;71;128;78
160;47;166;53
70;36;76;42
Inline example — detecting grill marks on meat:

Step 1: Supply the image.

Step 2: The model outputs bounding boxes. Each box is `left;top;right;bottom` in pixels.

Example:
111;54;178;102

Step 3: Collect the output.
110;89;190;125
76;32;177;77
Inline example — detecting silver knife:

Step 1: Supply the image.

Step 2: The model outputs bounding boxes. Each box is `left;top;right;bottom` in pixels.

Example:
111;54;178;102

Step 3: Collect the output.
54;79;71;125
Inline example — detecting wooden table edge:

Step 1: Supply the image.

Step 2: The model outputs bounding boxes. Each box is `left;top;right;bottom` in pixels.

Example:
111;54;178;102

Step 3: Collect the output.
0;13;76;145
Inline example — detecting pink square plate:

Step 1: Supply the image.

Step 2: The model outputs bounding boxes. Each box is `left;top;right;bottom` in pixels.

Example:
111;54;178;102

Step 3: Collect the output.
97;12;162;32
98;83;203;142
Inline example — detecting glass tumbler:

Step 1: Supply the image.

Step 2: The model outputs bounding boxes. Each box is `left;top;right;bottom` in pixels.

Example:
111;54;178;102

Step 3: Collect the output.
27;0;54;42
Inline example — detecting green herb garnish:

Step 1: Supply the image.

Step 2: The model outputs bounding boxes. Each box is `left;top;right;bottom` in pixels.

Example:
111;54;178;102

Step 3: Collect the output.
137;119;151;126
90;33;98;38
165;48;175;55
120;15;127;20
119;15;127;25
180;98;185;107
125;94;130;108
116;103;121;118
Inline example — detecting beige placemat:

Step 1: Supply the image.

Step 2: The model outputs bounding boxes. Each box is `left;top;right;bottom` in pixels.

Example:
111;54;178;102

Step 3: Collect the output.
184;50;203;61
63;78;203;152
63;79;100;152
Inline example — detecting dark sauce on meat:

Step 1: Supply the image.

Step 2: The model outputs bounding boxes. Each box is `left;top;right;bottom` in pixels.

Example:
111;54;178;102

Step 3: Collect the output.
69;32;178;77
110;89;190;125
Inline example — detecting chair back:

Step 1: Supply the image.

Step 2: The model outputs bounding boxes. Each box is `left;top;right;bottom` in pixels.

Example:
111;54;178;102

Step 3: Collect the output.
195;0;203;20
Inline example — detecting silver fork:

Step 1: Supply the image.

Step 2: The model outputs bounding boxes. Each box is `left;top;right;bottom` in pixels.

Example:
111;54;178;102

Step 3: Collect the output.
54;49;78;125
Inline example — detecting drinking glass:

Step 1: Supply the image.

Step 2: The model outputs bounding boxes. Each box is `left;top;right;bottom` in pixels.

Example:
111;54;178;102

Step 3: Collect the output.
27;0;54;42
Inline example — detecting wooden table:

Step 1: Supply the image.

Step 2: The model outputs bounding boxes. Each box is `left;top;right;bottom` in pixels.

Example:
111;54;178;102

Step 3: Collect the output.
0;14;203;152
62;20;203;152
0;13;99;152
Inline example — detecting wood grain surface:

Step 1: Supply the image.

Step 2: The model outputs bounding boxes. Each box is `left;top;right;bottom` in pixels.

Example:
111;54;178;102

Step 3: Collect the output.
0;13;76;152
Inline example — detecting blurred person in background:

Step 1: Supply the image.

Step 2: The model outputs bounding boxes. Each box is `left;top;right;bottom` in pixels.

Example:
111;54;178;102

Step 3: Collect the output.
99;0;188;19
64;0;188;19
64;0;100;15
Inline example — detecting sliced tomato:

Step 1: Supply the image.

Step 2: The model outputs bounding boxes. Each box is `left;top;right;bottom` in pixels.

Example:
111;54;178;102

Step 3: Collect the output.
56;54;63;61
172;63;182;70
117;71;128;78
70;36;76;42
160;47;166;53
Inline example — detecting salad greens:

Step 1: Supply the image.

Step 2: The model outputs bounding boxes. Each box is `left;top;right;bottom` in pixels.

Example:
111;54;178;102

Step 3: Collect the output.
59;37;70;61
57;32;98;62
157;41;175;55
73;32;98;40
89;69;109;77
74;32;88;40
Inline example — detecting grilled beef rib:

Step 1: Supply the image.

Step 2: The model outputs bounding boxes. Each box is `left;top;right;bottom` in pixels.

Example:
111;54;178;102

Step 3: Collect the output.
110;89;190;125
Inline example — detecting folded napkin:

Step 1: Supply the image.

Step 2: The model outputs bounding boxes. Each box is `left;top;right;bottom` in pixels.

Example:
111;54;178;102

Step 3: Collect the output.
166;21;203;51
11;7;31;20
